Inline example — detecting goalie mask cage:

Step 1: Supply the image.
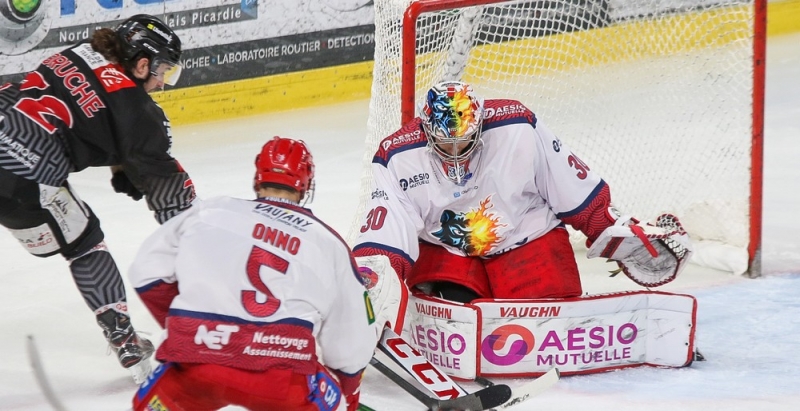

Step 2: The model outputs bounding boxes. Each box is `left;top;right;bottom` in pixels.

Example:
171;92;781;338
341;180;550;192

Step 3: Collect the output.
350;0;766;277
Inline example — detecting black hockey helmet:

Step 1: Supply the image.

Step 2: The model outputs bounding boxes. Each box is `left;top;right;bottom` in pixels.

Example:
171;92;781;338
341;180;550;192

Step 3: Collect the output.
115;14;182;85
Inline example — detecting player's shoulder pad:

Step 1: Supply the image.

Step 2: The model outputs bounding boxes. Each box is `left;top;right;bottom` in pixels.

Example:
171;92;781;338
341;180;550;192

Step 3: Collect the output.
482;98;537;132
373;119;428;167
65;43;138;94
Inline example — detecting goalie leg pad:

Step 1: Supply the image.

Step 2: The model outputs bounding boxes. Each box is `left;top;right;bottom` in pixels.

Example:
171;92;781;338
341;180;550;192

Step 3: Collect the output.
402;294;481;380
475;291;697;377
400;292;697;379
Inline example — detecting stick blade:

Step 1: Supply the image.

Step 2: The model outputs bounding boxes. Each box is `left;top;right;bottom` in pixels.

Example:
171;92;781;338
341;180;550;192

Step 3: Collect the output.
435;384;512;411
498;367;560;409
474;383;513;409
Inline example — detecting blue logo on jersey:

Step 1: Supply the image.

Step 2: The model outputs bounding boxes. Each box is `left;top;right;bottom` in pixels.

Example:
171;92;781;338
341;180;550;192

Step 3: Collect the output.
135;362;173;402
552;138;562;152
399;173;430;191
307;371;342;411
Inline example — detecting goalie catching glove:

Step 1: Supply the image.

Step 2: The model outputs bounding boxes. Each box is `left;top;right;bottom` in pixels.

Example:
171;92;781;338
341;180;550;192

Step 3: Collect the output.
587;209;693;287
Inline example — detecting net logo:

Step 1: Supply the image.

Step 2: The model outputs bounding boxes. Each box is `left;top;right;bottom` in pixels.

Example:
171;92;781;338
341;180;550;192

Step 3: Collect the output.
195;324;239;350
0;0;50;55
481;324;535;366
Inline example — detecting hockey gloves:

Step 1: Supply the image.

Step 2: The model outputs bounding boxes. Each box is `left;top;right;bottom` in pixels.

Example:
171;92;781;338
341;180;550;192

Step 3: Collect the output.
587;211;693;287
111;170;144;201
330;368;364;411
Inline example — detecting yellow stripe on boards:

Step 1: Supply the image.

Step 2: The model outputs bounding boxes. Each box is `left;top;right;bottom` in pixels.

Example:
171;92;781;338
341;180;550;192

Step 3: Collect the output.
152;61;373;125
465;5;753;78
154;1;800;126
769;0;800;36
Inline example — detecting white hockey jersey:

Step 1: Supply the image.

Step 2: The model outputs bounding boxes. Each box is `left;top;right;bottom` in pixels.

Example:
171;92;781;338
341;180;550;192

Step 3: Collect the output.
129;196;374;376
353;99;609;274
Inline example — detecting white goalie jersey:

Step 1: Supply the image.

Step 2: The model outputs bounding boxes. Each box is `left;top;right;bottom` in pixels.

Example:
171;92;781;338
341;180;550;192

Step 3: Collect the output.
352;99;608;271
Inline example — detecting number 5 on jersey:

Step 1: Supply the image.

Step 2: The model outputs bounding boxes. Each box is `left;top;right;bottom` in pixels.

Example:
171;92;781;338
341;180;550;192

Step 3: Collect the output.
242;245;288;317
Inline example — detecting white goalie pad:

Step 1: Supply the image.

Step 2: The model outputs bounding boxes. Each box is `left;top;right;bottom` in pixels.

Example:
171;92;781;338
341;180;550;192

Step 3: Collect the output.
401;294;480;380
356;255;409;338
401;292;697;379
587;213;694;287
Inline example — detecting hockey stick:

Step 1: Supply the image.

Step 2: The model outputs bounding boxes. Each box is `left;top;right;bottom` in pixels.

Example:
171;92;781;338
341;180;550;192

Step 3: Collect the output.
376;327;559;410
373;327;511;410
370;355;511;411
26;335;70;411
376;327;470;399
474;368;560;409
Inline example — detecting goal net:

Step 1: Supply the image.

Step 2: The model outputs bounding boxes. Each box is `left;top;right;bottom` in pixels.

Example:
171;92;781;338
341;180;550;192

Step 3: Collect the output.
350;0;765;276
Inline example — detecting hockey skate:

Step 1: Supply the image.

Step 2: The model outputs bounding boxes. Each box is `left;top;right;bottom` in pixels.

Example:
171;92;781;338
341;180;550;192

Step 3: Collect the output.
97;309;155;384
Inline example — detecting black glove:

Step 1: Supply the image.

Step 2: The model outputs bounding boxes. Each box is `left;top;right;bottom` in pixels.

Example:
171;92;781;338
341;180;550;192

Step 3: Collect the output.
111;171;144;201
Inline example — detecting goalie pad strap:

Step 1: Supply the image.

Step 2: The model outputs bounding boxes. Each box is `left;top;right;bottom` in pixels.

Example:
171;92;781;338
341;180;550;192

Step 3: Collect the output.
630;224;658;257
601;236;624;259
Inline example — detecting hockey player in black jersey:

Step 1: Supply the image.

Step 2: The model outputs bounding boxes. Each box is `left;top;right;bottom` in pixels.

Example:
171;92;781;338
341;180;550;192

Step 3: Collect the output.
0;14;196;384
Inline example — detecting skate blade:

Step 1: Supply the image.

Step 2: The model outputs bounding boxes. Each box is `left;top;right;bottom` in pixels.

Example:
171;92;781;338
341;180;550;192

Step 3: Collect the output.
128;360;152;385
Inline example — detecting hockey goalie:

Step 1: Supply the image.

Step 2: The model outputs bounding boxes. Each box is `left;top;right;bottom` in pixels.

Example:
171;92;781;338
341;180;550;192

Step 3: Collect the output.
352;81;696;378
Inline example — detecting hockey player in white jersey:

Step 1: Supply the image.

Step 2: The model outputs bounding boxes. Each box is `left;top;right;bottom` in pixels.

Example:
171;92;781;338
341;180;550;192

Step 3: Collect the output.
354;81;693;334
130;137;374;411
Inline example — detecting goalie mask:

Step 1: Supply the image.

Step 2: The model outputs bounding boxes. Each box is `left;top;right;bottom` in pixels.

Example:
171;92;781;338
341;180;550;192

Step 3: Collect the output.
420;81;484;183
116;14;183;86
254;136;315;204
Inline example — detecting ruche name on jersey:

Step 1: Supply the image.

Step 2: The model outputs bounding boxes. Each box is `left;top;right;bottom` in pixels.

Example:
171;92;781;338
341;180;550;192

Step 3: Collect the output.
39;55;106;117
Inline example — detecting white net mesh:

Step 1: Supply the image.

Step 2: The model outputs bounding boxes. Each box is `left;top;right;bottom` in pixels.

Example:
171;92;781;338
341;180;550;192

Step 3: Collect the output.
351;0;759;273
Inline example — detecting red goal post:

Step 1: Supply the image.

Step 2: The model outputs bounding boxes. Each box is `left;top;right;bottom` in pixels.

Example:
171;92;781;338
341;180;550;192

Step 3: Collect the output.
352;0;766;277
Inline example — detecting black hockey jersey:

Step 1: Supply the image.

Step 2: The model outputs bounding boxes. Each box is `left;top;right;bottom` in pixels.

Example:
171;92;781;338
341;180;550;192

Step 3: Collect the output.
0;42;194;223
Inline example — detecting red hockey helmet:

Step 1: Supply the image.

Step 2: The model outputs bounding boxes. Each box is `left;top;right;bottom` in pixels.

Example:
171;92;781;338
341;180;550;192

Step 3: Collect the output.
254;137;315;196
